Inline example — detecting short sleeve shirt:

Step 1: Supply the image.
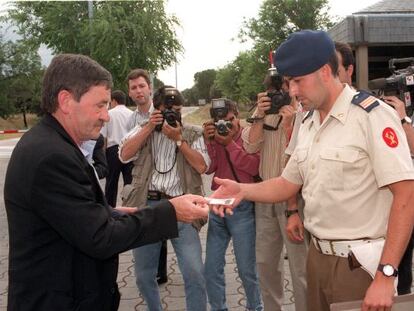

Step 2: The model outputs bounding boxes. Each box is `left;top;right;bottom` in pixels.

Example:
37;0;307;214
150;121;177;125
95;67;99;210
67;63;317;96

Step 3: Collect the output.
282;84;414;240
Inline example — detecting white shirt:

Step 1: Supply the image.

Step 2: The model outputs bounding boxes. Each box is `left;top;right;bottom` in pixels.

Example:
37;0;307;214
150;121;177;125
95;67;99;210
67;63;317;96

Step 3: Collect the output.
101;105;133;148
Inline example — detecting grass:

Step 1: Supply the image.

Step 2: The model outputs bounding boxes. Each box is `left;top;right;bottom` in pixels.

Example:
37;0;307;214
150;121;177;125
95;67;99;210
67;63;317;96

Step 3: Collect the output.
0;114;39;130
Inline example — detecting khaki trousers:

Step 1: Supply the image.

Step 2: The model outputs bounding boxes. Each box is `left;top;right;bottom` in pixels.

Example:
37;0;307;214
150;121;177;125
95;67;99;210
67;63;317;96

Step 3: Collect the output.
255;201;308;311
307;242;373;311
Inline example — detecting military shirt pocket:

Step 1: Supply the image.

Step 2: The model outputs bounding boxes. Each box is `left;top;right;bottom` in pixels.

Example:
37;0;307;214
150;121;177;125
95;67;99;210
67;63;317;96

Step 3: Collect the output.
319;148;359;190
295;148;308;177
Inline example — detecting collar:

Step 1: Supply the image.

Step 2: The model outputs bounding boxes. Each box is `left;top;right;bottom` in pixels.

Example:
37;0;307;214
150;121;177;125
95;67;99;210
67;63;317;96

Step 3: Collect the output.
308;84;357;129
136;102;154;115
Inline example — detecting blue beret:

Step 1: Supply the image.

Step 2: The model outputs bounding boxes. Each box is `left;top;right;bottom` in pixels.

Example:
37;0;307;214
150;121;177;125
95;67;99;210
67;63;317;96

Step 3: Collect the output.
274;30;335;77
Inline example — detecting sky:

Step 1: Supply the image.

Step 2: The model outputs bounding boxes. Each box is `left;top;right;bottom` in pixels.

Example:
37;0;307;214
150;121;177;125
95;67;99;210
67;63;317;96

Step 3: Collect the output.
1;0;380;90
158;0;379;90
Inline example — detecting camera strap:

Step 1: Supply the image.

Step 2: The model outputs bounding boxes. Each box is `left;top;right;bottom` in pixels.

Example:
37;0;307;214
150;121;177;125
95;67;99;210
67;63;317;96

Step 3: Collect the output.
224;149;241;183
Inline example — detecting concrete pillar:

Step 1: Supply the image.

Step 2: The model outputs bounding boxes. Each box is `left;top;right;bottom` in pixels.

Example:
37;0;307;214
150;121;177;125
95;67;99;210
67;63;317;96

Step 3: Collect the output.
355;45;369;90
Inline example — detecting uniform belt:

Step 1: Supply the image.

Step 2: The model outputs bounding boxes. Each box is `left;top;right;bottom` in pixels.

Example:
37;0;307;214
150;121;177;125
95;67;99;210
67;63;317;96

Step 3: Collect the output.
147;190;181;200
311;235;385;258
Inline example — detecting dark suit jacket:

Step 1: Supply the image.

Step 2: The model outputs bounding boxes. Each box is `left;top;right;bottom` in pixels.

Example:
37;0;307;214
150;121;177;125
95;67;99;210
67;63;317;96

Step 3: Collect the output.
93;134;108;179
4;114;178;311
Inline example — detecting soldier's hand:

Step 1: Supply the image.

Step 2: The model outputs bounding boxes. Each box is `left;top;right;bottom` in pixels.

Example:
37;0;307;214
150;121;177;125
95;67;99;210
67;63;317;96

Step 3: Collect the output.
256;92;272;116
285;213;304;243
362;275;395;311
147;110;164;131
162;121;182;142
203;120;216;141
170;194;209;223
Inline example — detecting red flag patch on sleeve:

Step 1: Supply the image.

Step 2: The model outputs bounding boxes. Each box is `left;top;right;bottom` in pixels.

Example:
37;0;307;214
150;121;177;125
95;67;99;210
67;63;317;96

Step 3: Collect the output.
382;127;399;148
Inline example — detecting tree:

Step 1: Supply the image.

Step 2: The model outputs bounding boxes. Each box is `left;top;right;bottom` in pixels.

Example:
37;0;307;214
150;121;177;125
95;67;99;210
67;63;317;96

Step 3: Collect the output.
7;1;182;89
0;33;43;125
181;87;199;106
193;69;217;103
215;0;334;104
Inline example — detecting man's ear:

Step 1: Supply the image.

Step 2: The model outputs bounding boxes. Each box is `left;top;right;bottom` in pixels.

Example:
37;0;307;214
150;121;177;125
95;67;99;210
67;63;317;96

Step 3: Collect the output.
347;64;354;77
57;90;73;114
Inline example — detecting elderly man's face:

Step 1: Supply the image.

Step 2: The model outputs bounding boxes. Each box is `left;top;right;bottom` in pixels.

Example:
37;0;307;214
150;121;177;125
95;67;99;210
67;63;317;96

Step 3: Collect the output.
69;85;110;143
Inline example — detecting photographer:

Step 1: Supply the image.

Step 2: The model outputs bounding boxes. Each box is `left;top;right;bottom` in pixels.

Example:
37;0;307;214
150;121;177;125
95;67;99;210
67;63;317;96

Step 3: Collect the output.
119;86;209;311
203;99;263;311
242;72;308;311
382;95;414;296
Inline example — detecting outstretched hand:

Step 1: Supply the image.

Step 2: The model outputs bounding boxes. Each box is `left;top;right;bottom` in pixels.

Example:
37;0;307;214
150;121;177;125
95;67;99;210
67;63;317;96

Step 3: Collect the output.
209;177;244;217
170;194;209;223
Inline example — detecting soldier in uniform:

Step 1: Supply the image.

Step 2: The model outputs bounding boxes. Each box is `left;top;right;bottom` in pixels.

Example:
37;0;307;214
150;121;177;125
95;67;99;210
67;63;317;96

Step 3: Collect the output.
210;30;414;311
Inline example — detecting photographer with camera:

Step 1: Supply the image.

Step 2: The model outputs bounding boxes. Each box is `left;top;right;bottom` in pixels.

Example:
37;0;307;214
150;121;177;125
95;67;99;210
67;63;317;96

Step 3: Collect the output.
119;85;209;311
241;70;308;311
202;99;263;311
381;95;414;296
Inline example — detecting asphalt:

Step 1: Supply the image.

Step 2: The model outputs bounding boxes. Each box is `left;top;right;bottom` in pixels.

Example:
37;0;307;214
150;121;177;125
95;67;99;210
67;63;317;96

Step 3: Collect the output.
0;141;412;310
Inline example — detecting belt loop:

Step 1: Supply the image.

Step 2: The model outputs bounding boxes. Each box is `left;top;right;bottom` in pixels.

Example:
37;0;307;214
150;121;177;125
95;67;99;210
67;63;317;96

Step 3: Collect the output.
329;240;336;256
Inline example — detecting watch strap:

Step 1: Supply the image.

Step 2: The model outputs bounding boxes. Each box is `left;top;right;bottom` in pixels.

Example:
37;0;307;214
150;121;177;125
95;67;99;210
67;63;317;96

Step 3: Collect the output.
284;209;299;218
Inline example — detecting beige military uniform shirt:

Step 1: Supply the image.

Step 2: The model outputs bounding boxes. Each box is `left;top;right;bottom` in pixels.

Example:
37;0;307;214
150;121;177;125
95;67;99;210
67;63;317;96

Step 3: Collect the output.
282;84;414;240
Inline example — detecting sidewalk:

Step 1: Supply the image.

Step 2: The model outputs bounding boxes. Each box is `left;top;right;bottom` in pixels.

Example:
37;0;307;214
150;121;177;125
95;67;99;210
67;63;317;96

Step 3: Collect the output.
116;227;296;310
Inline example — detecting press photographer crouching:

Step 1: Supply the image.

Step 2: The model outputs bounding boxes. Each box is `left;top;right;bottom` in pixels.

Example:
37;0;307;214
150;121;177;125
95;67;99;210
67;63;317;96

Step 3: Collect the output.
202;99;263;311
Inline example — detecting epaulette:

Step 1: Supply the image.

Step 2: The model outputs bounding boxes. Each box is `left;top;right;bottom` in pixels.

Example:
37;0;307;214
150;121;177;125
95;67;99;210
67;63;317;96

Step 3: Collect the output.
302;110;314;123
351;90;379;112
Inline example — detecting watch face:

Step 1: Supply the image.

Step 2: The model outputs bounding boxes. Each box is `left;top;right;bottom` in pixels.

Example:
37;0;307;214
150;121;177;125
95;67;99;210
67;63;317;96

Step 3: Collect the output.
383;264;394;276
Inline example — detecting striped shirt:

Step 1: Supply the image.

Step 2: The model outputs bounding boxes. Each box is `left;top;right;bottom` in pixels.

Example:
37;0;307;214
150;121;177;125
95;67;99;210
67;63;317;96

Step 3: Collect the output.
119;125;210;197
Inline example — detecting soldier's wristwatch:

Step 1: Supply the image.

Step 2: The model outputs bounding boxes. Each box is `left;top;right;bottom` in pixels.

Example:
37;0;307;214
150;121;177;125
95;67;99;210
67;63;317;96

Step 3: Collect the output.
284;209;299;218
377;263;398;277
401;116;412;125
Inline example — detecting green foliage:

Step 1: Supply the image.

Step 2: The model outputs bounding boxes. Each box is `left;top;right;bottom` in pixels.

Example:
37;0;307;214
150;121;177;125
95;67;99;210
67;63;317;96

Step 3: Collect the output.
181;87;199;106
0;33;43;124
193;69;217;102
7;1;182;89
216;0;334;105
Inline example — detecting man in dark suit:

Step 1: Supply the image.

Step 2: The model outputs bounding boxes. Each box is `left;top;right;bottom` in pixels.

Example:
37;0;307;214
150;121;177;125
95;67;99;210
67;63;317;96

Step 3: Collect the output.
4;53;209;311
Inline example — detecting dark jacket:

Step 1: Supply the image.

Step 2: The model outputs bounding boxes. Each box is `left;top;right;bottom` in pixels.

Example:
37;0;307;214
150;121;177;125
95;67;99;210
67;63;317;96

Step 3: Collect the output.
4;114;178;311
93;134;108;179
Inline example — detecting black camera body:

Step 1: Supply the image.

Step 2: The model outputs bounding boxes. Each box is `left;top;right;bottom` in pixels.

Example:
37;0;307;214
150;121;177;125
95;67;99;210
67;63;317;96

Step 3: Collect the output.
154;87;182;131
368;58;414;117
210;98;233;137
265;67;291;115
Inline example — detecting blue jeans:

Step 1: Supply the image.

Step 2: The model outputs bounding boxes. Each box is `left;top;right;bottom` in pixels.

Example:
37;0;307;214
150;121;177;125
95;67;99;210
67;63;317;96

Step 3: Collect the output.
205;200;263;311
132;199;206;311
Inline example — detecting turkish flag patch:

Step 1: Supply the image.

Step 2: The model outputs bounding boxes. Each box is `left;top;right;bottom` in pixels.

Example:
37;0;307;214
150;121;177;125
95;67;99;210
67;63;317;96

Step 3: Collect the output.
382;127;399;148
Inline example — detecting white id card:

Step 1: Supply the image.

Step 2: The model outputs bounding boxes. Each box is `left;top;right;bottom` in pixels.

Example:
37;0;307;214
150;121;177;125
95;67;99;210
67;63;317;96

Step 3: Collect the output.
206;198;235;205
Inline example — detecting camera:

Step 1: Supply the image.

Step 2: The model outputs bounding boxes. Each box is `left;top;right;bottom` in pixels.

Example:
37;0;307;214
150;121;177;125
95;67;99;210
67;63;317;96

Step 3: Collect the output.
154;87;182;131
368;58;414;116
210;98;233;136
265;67;291;114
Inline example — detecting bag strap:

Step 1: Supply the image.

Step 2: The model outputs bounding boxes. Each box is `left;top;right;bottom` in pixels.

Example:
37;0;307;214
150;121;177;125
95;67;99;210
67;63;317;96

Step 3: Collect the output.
224;148;241;183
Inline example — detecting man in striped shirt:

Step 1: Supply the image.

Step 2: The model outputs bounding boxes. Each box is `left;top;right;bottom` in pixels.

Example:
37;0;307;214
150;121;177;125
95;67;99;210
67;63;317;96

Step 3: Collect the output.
119;86;210;311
